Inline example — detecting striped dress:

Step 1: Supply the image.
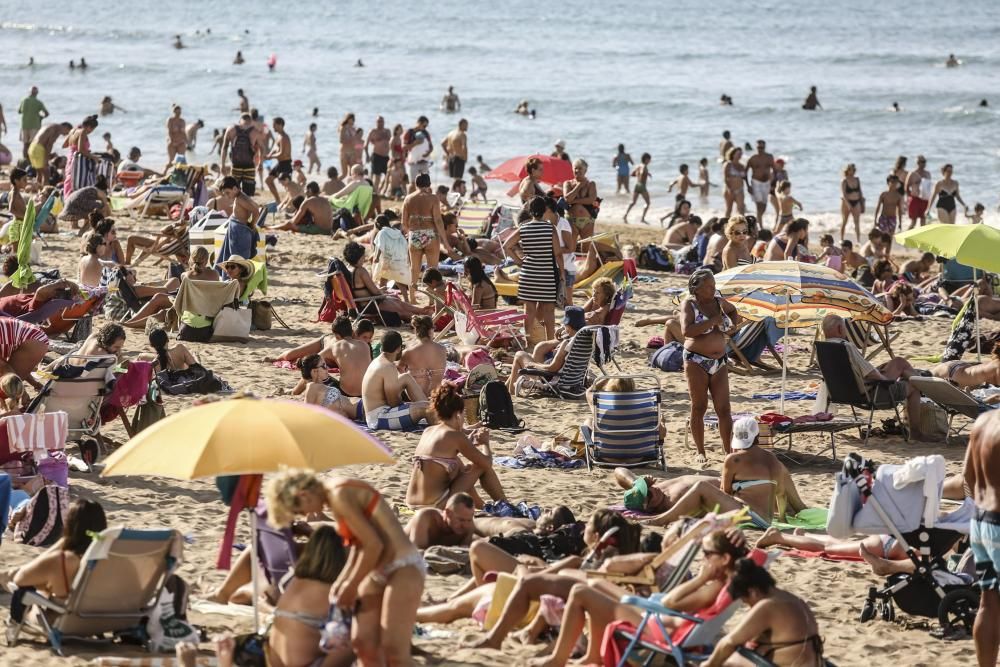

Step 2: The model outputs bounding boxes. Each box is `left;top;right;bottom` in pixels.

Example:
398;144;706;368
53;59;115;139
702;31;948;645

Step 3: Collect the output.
517;218;558;304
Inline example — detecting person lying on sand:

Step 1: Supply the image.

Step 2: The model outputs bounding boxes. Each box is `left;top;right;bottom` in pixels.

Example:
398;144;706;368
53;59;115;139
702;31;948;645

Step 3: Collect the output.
406;492;477;549
300;354;363;421
399;315;448;396
268;315;371;397
933;343;1000;390
635;313;684;344
405;383;505;509
361;330;431;431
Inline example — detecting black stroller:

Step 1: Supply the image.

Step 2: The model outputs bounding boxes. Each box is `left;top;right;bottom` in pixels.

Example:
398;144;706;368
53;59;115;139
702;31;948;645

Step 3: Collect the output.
827;453;979;636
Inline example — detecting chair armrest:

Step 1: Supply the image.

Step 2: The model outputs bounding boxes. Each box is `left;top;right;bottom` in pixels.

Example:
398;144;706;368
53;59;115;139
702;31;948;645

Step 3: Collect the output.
12;587;68;615
619;595;703;624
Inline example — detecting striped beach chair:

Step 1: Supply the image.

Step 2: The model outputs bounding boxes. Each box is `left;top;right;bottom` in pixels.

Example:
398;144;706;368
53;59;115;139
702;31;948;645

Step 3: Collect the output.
515;326;596;399
456;199;496;237
582;373;664;470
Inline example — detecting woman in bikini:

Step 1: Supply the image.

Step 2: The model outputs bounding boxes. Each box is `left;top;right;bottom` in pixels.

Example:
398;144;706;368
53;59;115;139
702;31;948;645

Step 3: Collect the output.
402;173;453;301
268;525;353;667
764;218;810;262
7;499;107;617
518;156;546;204
933;342;1000;389
139;327;196;372
722;215;753;269
405;383;507;509
265;469;424;667
338;113;357;177
723;146;746;217
840;163;864;243
682;269;740;465
704;558;824;667
465;256;498;310
300;353;363;421
562;159;598;241
342;242;433;320
928;163;968;225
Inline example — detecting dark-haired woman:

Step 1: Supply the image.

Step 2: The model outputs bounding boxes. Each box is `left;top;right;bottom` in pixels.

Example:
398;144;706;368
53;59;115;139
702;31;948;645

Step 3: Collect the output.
465;255;498;310
341;241;432;319
139;327;196;372
682;269;740;465
300;353;362;421
9;499;107;607
518;157;546;204
502;196;563;342
764;218;810;261
704;558;823;667
63;115;99;197
406;383;505;509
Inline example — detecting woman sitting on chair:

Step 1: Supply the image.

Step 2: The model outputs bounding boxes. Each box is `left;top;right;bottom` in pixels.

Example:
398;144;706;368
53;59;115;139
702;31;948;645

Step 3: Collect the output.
465;256;498;310
342;241;432;320
581;277;615;325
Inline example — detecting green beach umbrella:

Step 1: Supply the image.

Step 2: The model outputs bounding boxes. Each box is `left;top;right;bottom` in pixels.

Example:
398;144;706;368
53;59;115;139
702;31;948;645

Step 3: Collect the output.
11;199;36;289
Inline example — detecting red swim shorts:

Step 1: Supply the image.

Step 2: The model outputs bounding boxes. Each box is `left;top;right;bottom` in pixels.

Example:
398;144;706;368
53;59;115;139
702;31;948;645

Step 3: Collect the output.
908;196;928;219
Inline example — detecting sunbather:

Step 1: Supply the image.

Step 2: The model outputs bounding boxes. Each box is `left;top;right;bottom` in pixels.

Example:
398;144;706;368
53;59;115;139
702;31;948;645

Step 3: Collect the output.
78;233;110;286
722;417;808;524
181;247;219;282
265;470;424;667
933;342;1000;388
7;499;107;608
703;558;824;667
636;313;683;344
342;241;433;320
754;527;916;576
271;181;334;234
581;277;615;325
614;467;724;514
268;525;353;667
0;279;77;318
124;219;190;266
0;318;50;389
406;492;477;549
300;354;363;421
269;315;372;397
0;373;24;416
361;330;430;431
75;322;126;360
405;383;505;509
137;327;196;372
399;315;448;395
505;306;586;392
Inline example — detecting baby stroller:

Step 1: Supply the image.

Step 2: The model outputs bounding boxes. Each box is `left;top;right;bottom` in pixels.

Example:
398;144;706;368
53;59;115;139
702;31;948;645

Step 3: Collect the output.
827;453;979;636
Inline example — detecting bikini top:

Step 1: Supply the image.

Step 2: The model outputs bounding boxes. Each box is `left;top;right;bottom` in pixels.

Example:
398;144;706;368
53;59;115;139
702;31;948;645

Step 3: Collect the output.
690;296;733;333
320;384;342;408
332;479;381;547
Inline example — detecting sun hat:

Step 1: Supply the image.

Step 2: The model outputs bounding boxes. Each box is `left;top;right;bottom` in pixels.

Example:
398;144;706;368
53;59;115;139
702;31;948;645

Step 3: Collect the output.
732;417;760;450
217;254;255;278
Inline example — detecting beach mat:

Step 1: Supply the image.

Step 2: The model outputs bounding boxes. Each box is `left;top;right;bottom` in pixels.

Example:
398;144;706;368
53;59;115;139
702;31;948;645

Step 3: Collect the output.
783;548;863;562
740;508;828;531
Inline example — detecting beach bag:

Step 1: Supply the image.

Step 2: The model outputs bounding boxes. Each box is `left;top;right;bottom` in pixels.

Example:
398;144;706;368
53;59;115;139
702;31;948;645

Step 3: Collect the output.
13;484;69;547
478;381;524;430
156;364;226;395
66;315;93;344
649;341;684;372
211;303;252;342
131;383;166;434
250;300;289;331
637;244;673;272
146;575;199;653
916;399;949;440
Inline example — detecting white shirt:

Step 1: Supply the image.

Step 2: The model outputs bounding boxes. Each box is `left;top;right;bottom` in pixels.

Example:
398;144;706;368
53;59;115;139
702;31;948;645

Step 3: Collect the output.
556;217;577;274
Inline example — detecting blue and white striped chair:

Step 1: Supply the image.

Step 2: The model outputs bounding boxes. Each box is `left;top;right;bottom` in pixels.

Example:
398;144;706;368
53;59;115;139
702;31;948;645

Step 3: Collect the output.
582;373;664;470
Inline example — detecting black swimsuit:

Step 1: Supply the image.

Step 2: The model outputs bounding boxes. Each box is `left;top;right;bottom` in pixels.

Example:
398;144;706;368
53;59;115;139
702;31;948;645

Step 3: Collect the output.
936;188;957;213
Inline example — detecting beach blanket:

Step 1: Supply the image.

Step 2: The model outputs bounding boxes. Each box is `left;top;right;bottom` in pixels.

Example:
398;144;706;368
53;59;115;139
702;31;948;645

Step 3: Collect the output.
740;508;829;531
607;504;651;521
495;446;584;469
330;183;374;219
752;391;817;401
783;548;863;562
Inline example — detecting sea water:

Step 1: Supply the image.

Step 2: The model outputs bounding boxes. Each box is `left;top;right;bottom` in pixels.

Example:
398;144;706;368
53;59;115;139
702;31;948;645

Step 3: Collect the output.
1;0;999;216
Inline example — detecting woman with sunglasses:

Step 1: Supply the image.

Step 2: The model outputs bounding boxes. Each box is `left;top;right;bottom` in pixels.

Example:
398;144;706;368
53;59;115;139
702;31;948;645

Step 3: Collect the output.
722;215;753;269
682;268;740;465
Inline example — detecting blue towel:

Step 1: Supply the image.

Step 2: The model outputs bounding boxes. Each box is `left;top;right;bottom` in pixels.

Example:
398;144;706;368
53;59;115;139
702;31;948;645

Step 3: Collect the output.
216;218;259;277
495;446;584;469
752;391;817;400
0;472;10;536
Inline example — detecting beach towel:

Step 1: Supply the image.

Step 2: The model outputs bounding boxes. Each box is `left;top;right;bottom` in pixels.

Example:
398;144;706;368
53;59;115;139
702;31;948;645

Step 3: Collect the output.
216;218;260;273
330;183;374;219
171;278;240;322
593;326;619;367
373;226;410;286
783;548;863;562
481;499;542;519
740;508;829;531
752;391;817;401
607;504;652;521
4;411;69;462
494;446;584;469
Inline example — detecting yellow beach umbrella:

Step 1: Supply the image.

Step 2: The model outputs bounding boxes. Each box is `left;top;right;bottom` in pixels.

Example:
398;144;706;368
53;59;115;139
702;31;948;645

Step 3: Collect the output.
101;397;394;480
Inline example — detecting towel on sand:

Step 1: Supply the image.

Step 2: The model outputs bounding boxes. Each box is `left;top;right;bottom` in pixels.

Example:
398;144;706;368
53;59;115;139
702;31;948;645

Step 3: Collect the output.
740;508;829;531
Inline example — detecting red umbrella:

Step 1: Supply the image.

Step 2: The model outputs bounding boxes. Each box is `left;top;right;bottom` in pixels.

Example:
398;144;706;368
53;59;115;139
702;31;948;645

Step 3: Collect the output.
484;154;575;186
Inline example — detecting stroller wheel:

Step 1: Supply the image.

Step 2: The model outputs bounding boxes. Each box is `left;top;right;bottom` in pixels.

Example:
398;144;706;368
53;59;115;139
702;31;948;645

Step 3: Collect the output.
881;602;895;622
80;439;100;467
860;600;876;623
939;589;979;636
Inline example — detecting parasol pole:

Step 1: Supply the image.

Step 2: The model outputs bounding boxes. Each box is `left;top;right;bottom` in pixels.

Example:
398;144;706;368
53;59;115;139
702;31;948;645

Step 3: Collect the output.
780;291;790;414
249;508;261;634
974;267;982;361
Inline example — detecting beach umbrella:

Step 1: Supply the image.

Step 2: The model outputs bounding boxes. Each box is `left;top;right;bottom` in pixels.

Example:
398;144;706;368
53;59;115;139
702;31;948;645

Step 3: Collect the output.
711;261;893;411
895;223;1000;360
11;199;36;289
101;396;394;631
484;154;575;186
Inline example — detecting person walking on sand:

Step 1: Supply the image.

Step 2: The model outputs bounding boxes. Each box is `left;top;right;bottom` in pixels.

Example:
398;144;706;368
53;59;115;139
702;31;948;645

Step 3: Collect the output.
264;117;292;203
746;139;774;221
365;115;391;193
802;86;822;110
442;118;469;179
165;105;186;165
840;163;864;242
963;410;1000;667
612;144;633;194
904;155;932;229
623;153;651;224
17;86;48;159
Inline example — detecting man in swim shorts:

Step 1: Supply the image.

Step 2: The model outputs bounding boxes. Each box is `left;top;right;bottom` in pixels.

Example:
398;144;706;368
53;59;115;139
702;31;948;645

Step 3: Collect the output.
745;139;775;221
365;115;391;193
442;118;469;179
272;181;333;234
964;410;1000;666
361;330;430;431
27;122;71;186
221;114;260;196
264;117;293;204
904;155;931;230
404;116;433;187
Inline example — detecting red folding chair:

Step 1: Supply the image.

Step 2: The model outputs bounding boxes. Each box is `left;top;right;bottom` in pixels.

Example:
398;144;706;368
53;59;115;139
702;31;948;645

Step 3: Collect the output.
445;282;525;349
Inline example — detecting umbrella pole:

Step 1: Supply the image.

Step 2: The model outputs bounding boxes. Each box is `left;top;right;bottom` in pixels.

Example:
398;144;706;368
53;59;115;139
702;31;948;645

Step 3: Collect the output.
780;297;790;414
249;508;260;634
974;268;982;362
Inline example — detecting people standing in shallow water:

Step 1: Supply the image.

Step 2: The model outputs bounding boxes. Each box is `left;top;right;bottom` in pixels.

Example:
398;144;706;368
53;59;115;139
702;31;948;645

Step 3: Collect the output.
233;51;244;65
623;153;651;224
802;86;821;110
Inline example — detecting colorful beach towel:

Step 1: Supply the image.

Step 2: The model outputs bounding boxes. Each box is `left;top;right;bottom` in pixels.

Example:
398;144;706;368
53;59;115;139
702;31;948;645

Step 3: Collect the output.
740;508;828;531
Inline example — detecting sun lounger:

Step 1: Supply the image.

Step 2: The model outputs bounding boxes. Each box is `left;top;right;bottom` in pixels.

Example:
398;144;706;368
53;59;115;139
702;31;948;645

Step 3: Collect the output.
446;282;524;349
515;326;596;399
6;526;183;655
582;373;664;471
455;199;496;237
909;376;997;442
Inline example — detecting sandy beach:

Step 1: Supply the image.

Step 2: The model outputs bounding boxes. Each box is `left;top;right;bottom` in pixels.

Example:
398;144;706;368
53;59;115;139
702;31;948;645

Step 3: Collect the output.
0;191;984;667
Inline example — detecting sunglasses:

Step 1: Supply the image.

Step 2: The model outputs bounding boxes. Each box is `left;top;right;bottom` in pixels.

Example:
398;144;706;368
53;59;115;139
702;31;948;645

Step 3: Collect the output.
732;229;748;235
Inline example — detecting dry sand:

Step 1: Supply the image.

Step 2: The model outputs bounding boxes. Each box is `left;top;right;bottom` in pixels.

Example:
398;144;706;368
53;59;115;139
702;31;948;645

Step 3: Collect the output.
0;197;983;666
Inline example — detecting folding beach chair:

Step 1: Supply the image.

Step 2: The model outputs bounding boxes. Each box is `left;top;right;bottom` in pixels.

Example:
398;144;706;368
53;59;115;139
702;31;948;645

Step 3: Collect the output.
815;341;909;446
6;526;183;656
316;259;402;327
728;318;783;376
139;165;206;217
446;281;525;349
255;507;297;597
605;278;632;327
582;373;664;470
456;199;496;237
188;210;229;261
909;376;997;443
809;320;898;368
6;299;77;326
515;326;596;399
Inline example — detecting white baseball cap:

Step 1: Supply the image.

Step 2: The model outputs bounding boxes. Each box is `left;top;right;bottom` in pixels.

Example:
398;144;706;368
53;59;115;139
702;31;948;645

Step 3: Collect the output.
731;417;759;450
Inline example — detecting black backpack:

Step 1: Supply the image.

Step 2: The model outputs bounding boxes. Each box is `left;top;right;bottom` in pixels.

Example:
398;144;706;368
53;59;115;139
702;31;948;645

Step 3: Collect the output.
478;381;524;431
638;244;673;272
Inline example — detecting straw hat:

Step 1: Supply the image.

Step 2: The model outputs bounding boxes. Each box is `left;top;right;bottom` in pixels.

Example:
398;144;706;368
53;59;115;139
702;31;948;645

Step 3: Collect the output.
218;254;255;278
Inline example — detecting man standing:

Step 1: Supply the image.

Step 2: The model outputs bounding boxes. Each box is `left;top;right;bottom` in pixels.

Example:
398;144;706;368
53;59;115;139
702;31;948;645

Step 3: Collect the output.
165;105;187;165
365;115;391;193
235;89;249;113
440;86;461;113
405;493;476;548
403;116;433;189
27;122;71;186
185;119;204;151
17;86;49;159
220;113;259;195
746;140;775;221
216;175;262;262
904;155;932;229
264;117;292;203
964;410;1000;667
442;119;469;180
802;86;822;110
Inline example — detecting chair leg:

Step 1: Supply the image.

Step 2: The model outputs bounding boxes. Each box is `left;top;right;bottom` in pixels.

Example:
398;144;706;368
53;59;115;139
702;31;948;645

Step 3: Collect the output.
864;405;876;448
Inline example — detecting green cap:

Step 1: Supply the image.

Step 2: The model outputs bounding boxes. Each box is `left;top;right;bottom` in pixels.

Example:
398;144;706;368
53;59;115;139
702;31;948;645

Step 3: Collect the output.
623;477;648;511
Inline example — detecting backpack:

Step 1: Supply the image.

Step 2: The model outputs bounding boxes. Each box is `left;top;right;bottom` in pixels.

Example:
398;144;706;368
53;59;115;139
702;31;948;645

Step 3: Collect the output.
649;341;684;372
156;363;227;395
478;381;524;430
231;126;255;167
13;485;70;547
637;244;673;272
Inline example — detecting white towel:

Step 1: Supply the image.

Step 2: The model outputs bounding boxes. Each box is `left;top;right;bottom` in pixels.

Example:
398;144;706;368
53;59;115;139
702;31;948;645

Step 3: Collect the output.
892;454;947;528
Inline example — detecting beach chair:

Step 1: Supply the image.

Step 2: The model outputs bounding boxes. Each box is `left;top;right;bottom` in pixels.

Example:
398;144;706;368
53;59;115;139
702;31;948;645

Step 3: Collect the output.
809;320;898;368
494;259;637;300
5;299;77;326
515;326;596;399
317;259;402;327
605;278;632;327
815;341;909;446
6;526;183;656
446;281;524;349
27;354;117;459
582;373;664;470
188;210;229;261
908;376;997;443
456;199;496;237
255;507;297;597
137;165;206;217
728;318;783;376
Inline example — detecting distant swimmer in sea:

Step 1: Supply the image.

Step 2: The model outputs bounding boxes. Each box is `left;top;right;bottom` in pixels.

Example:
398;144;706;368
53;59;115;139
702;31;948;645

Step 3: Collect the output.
892;101;901;112
79;58;88;70
99;96;126;116
173;34;184;49
312;107;319;117
514;100;530;116
802;85;821;110
27;57;34;67
355;59;364;67
720;94;733;106
980;99;989;108
268;54;277;71
441;86;461;113
69;60;75;70
233;50;244;65
945;53;960;68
